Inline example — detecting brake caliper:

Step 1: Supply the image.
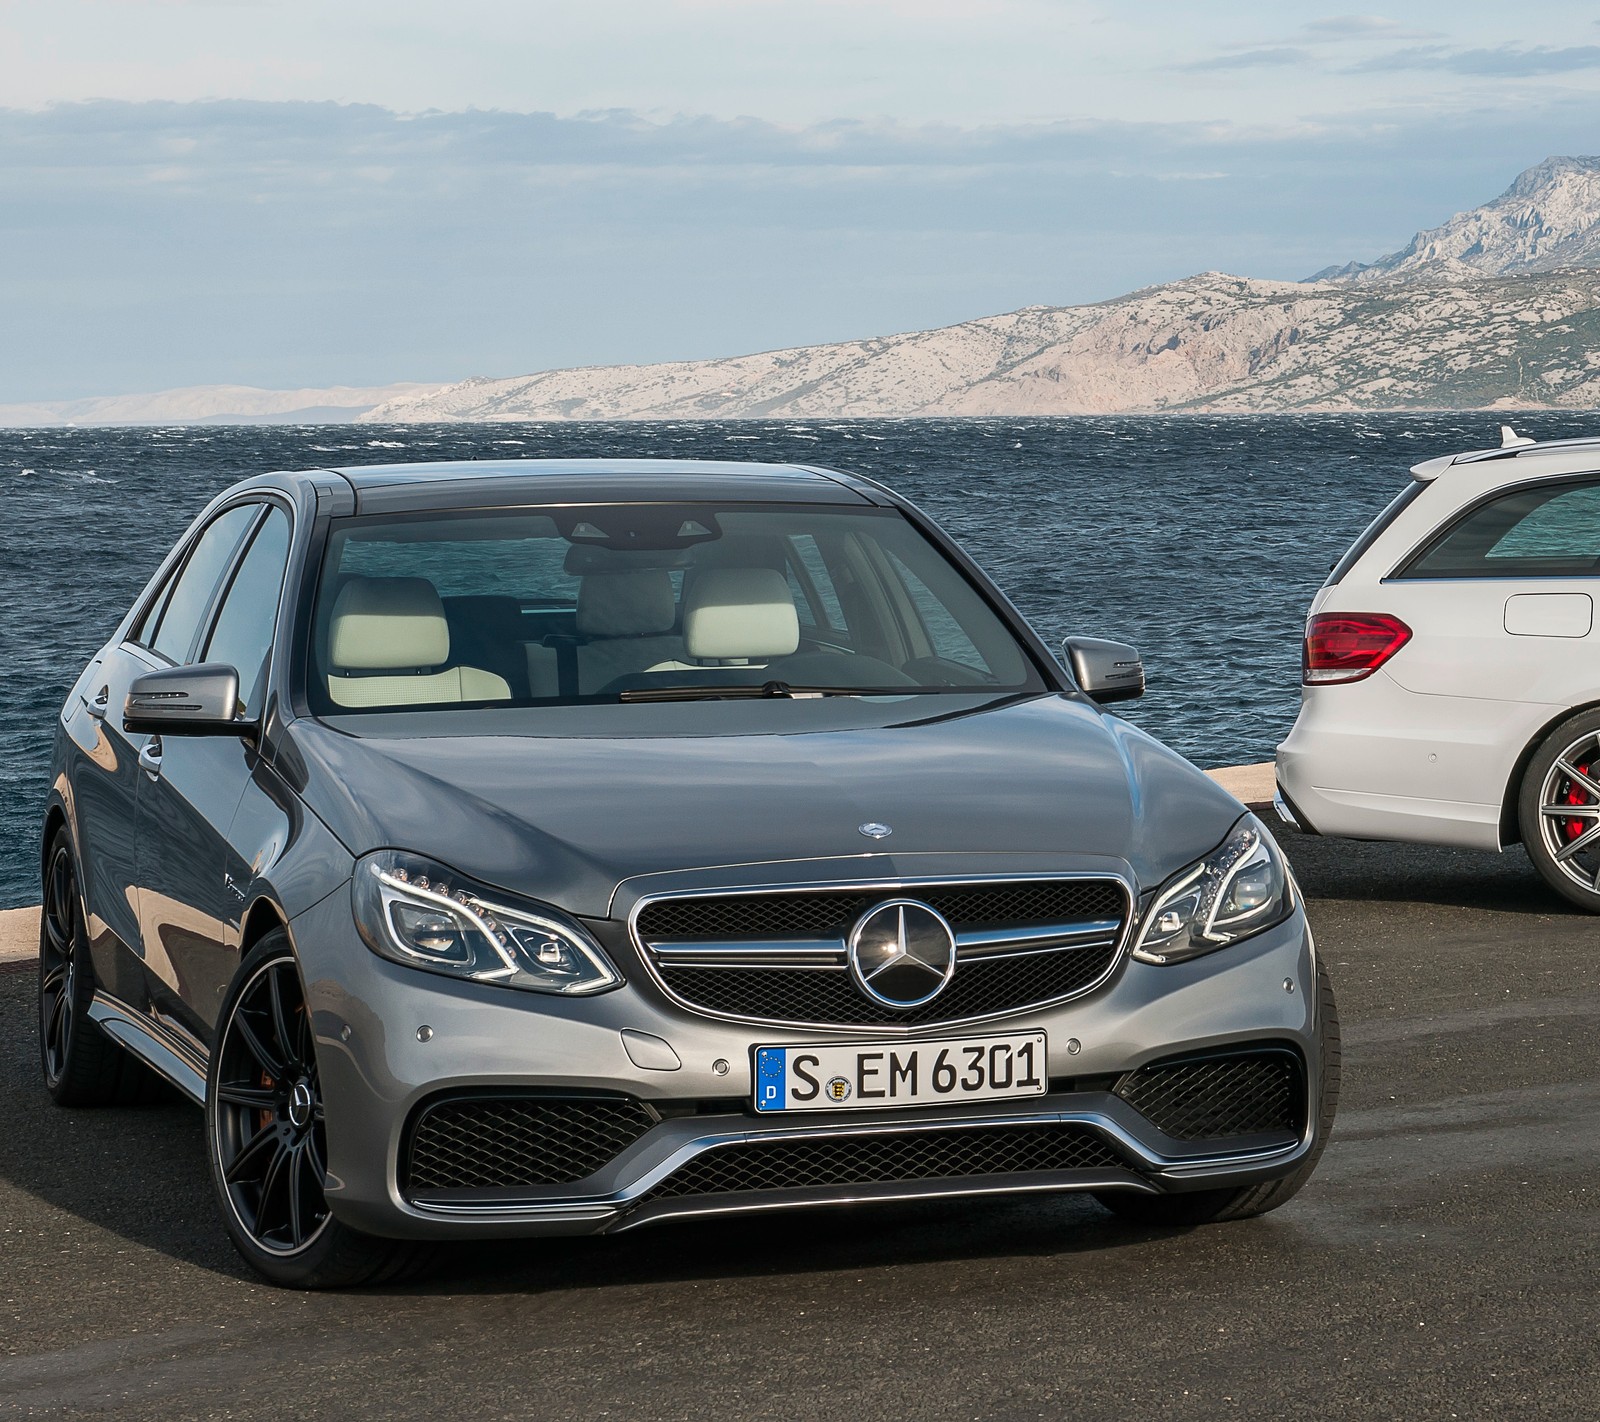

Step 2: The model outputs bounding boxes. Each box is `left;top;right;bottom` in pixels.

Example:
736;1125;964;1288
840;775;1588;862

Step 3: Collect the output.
1565;761;1593;841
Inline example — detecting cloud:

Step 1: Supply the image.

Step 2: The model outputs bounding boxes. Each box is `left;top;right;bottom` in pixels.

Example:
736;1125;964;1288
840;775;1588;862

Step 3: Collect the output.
3;97;1600;400
1174;47;1314;74
1354;44;1600;76
1300;15;1440;42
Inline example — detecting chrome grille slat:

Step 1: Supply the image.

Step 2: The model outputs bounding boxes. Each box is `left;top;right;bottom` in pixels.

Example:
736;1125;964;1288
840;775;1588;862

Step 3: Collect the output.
631;875;1132;1030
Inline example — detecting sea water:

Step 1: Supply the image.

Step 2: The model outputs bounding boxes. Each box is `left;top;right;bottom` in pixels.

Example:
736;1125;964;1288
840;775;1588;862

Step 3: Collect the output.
3;411;1588;907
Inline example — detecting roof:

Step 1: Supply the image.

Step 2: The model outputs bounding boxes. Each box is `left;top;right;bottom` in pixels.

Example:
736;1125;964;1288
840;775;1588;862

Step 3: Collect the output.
315;458;886;514
1410;426;1600;482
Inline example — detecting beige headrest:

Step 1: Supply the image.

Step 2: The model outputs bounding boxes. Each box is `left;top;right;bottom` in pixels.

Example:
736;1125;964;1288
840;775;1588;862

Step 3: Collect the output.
330;576;450;670
684;567;799;660
576;570;676;638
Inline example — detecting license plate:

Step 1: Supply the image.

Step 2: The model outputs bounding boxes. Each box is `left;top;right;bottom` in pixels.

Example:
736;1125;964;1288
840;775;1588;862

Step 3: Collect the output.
753;1032;1047;1113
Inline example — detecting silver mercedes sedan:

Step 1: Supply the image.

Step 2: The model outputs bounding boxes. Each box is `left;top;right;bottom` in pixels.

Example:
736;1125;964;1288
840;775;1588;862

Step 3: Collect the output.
39;458;1337;1288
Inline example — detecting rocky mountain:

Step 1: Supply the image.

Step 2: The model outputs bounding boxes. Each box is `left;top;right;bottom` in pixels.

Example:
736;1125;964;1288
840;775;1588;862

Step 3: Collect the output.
1310;156;1600;284
0;381;442;427
361;156;1600;421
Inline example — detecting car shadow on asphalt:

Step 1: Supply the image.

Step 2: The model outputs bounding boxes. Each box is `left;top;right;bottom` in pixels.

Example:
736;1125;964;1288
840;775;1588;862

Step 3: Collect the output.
0;970;1208;1291
1276;826;1575;916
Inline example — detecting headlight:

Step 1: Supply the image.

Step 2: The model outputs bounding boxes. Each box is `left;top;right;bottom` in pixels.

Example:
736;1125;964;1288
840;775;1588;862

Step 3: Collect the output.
1132;815;1295;964
352;850;622;995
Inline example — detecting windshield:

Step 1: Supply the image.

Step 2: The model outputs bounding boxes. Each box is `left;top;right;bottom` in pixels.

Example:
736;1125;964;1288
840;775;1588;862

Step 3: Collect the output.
307;502;1044;714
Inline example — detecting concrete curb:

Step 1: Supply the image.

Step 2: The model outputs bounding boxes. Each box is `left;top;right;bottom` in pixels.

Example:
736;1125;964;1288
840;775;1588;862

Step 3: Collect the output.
1203;761;1275;807
1;907;40;967
0;762;1276;968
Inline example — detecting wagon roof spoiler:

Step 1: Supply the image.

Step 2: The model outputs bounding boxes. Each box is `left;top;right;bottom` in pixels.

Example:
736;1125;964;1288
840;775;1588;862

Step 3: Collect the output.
1410;425;1600;481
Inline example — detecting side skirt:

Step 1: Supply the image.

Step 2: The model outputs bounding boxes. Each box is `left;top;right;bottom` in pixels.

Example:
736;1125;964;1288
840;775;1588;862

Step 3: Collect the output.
87;991;209;1105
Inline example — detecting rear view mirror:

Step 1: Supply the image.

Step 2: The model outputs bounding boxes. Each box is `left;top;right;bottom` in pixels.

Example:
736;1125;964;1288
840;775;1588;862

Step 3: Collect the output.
124;663;247;736
1063;637;1145;704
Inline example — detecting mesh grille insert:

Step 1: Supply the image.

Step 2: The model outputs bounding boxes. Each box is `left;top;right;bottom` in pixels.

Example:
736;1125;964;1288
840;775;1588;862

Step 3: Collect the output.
638;881;1124;940
659;946;1116;1026
645;1122;1130;1200
1116;1050;1301;1140
406;1095;657;1193
638;879;1128;1027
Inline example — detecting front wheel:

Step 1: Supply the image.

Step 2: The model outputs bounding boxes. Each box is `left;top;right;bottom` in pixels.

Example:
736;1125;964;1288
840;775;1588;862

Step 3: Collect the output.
1518;709;1600;912
206;932;428;1289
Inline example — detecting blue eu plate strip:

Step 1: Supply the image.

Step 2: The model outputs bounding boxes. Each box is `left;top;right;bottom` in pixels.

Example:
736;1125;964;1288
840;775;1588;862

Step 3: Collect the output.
755;1047;787;1111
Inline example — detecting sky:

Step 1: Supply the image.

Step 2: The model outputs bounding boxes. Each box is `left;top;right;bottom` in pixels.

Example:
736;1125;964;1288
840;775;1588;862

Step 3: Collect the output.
5;0;1600;401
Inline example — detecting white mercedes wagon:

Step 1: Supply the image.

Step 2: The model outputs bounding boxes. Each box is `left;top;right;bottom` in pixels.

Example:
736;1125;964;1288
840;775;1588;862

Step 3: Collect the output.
1277;427;1600;911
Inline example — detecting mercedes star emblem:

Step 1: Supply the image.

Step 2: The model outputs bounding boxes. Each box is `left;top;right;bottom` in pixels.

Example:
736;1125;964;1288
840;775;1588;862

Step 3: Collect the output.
858;822;893;839
847;899;957;1008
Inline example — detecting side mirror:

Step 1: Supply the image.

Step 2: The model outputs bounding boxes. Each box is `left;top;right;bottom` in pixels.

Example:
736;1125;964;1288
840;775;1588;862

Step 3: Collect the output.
124;663;249;736
1063;637;1145;704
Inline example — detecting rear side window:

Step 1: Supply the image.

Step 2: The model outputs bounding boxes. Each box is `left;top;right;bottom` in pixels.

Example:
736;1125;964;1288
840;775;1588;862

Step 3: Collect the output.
1402;479;1600;579
148;504;260;663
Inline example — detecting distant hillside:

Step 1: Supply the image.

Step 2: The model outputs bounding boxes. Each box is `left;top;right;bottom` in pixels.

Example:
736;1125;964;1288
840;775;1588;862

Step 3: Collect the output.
17;157;1600;423
1310;156;1600;283
362;156;1600;421
0;382;442;427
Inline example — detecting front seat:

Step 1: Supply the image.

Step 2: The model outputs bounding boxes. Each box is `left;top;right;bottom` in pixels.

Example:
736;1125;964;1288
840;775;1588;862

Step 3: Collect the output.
327;576;512;708
682;567;800;663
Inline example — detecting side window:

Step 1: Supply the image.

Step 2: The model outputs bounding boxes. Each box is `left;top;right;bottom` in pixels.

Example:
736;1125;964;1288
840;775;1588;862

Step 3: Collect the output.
149;505;260;664
885;550;987;670
787;534;846;630
131;568;178;647
201;507;292;717
1404;481;1600;578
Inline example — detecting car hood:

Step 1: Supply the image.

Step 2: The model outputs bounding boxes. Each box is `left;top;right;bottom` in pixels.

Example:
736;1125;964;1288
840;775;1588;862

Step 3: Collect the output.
283;693;1243;917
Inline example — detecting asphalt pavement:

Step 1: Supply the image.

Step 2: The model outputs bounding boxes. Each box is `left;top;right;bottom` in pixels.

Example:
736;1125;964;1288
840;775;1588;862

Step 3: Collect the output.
2;827;1597;1420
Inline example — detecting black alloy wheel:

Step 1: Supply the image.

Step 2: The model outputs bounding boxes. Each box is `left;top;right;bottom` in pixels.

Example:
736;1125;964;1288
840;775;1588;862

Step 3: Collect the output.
206;931;426;1288
39;841;80;1088
38;829;160;1106
211;951;333;1255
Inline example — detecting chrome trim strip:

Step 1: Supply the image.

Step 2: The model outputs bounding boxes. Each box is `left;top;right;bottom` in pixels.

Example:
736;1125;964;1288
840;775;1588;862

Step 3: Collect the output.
627;872;1137;1034
87;991;208;1105
956;920;1121;952
404;1099;1303;1220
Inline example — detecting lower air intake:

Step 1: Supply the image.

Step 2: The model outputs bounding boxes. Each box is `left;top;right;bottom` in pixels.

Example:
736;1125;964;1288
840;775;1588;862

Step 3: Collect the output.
644;1122;1131;1201
405;1094;657;1193
1115;1048;1302;1140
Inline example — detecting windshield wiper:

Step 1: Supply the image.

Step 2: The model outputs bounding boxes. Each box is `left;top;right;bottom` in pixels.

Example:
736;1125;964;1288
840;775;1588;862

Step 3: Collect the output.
618;680;913;703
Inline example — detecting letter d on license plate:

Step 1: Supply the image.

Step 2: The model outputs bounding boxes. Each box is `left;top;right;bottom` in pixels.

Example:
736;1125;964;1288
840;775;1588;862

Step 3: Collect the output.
753;1033;1047;1112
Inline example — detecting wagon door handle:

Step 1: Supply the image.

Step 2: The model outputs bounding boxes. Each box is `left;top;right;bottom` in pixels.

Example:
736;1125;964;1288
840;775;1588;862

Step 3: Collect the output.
138;736;164;778
86;686;109;720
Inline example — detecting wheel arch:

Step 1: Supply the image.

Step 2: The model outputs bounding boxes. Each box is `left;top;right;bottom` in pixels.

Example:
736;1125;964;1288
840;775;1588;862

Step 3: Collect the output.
240;896;291;957
40;802;68;880
1499;696;1600;846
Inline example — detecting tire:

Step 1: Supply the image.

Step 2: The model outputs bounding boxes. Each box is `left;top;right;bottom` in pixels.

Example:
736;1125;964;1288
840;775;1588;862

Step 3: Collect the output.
1517;709;1600;912
1094;953;1342;1227
205;931;430;1289
39;829;164;1107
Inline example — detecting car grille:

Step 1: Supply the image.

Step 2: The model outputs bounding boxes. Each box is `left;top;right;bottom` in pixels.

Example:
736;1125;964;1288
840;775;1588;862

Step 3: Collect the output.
405;1094;658;1193
643;1122;1133;1201
1115;1048;1302;1140
634;879;1129;1028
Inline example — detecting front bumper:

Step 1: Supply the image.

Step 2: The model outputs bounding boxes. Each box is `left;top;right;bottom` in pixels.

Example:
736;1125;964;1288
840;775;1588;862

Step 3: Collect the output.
288;889;1323;1240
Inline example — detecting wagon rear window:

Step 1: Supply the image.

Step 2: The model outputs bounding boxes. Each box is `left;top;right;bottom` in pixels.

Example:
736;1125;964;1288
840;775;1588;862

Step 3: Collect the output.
1401;479;1600;579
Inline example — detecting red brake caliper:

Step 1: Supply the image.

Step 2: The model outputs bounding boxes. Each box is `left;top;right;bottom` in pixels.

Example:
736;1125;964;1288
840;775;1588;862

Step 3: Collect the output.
1565;762;1592;842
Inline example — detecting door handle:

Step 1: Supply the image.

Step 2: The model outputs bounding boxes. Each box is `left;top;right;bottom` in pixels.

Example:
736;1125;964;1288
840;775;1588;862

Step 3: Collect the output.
138;736;164;778
85;686;109;720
